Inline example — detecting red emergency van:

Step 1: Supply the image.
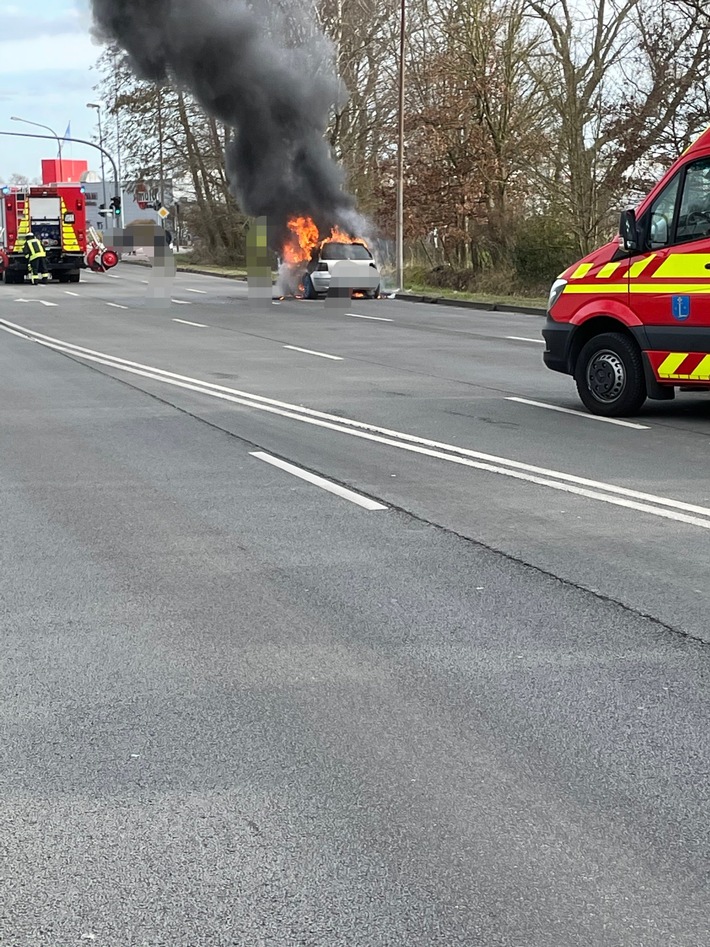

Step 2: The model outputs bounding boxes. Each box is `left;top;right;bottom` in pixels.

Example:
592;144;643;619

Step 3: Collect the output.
543;126;710;416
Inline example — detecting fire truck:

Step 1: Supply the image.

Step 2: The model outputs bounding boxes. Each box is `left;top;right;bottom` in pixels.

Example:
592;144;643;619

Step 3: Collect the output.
0;184;118;284
544;125;710;416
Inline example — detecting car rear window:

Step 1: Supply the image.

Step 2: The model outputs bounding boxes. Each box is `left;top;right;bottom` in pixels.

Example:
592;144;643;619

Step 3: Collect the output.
319;242;372;261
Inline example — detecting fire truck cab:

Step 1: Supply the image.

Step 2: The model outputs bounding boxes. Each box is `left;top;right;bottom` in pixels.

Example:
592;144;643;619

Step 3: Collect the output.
0;185;118;284
544;125;710;416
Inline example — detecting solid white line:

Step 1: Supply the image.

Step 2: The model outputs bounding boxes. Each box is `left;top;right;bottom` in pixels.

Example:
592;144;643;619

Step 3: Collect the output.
173;318;207;328
4;319;709;526
65;291;80;297
184;288;207;294
250;451;387;511
171;299;191;305
506;397;650;430
284;345;343;360
506;336;544;344
106;302;128;310
346;313;393;322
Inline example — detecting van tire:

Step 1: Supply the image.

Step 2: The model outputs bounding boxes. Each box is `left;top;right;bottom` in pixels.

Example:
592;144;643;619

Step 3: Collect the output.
574;332;647;416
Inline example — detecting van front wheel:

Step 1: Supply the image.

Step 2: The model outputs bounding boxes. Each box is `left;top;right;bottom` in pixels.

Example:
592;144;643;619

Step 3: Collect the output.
574;332;646;417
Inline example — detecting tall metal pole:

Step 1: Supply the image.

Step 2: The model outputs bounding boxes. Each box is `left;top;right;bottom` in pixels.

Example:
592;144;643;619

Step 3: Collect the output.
395;0;406;292
97;110;108;209
10;117;63;182
158;88;166;228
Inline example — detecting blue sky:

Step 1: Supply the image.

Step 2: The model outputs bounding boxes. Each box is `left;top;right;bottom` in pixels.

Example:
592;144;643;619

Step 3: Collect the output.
0;0;107;180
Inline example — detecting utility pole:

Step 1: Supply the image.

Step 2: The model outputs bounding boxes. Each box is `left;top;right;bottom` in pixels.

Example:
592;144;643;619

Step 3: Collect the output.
157;88;166;229
395;0;406;292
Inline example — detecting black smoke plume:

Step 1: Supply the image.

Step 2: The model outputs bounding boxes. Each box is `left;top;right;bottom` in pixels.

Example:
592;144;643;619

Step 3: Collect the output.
89;0;358;248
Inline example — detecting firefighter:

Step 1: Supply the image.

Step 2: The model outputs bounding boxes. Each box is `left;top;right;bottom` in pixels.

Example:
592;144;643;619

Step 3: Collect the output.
24;232;49;285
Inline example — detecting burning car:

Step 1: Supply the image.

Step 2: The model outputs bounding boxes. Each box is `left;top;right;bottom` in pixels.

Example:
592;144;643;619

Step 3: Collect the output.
281;216;381;299
302;240;380;299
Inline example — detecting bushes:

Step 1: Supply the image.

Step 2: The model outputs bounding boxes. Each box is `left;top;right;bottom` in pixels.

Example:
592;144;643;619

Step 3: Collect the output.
512;216;577;287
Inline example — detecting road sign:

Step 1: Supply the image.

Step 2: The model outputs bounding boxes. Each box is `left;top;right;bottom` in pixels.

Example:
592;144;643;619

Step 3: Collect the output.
158;206;169;219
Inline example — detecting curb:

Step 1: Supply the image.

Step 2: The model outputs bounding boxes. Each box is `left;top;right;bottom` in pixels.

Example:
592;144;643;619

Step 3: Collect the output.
121;259;546;314
393;292;546;317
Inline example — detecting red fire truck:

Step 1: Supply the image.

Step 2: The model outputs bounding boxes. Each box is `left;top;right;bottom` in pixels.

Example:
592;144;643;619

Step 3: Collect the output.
0;184;118;284
544;125;710;416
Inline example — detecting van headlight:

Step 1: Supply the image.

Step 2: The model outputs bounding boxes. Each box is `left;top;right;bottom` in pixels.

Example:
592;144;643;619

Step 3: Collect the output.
547;278;567;313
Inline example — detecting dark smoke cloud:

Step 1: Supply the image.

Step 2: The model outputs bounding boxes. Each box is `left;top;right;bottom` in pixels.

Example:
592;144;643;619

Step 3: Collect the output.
89;0;359;245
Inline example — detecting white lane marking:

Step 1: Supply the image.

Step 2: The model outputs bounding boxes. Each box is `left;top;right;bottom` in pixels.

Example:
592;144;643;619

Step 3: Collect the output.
173;318;207;328
346;313;393;322
506;336;545;344
184;288;207;294
250;451;386;511
506;397;649;430
284;345;343;361
64;291;80;297
106;302;128;310
14;299;57;307
106;274;121;279
171;299;191;305
3;320;710;527
140;280;149;284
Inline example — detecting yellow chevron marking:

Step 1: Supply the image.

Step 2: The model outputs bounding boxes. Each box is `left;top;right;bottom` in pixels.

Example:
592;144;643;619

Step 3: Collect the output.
689;355;710;379
563;283;627;293
569;263;593;279
628;254;657;278
597;262;622;279
657;353;689;377
60;198;81;252
653;254;710;280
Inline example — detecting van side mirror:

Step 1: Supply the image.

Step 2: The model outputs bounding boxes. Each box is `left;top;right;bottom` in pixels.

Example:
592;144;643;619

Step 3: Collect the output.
619;208;639;253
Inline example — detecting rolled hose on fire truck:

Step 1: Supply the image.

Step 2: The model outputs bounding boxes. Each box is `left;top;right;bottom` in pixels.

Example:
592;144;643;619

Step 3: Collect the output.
84;227;119;273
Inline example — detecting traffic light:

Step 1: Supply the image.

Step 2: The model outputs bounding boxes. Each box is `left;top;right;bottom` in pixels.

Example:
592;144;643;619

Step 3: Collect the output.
109;196;121;217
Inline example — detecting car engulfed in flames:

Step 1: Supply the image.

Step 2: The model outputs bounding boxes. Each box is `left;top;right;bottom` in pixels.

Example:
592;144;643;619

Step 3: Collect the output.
280;216;381;299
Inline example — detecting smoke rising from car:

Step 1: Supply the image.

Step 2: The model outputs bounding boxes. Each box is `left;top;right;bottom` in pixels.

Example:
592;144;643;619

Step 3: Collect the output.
89;0;362;247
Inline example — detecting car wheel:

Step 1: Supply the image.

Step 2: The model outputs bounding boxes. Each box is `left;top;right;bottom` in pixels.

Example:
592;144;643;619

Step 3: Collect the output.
574;332;646;416
302;273;317;300
68;272;81;284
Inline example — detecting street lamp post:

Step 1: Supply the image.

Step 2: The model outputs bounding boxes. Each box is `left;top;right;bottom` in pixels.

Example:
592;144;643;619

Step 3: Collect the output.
10;117;64;182
87;103;108;209
395;0;406;292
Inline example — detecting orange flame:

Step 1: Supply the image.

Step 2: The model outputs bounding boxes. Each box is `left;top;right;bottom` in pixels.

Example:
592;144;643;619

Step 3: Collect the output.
283;216;319;265
283;216;369;266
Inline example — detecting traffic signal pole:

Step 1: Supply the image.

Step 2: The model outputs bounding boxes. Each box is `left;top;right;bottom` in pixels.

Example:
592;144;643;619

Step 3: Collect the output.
0;129;123;224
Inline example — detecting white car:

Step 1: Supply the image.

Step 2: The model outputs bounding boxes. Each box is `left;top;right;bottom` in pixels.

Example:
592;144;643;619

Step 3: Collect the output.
302;241;380;299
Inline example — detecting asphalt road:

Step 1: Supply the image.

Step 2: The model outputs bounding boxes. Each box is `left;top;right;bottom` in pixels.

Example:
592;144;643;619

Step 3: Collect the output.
2;264;710;945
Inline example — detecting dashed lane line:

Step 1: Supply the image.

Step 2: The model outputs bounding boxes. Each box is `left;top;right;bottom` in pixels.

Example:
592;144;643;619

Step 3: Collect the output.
173;318;208;328
250;451;387;511
283;345;343;360
346;312;393;322
506;397;650;430
106;302;128;310
506;336;545;344
172;299;191;305
184;288;208;294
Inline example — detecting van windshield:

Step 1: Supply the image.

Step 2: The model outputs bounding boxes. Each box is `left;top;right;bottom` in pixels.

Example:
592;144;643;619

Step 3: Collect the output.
319;242;372;261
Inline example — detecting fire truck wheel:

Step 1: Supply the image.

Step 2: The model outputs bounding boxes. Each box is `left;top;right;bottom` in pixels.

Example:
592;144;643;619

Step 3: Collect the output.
574;332;646;416
68;272;81;283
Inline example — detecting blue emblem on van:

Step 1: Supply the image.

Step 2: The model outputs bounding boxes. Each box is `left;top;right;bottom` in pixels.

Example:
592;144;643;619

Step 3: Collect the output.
672;295;691;321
